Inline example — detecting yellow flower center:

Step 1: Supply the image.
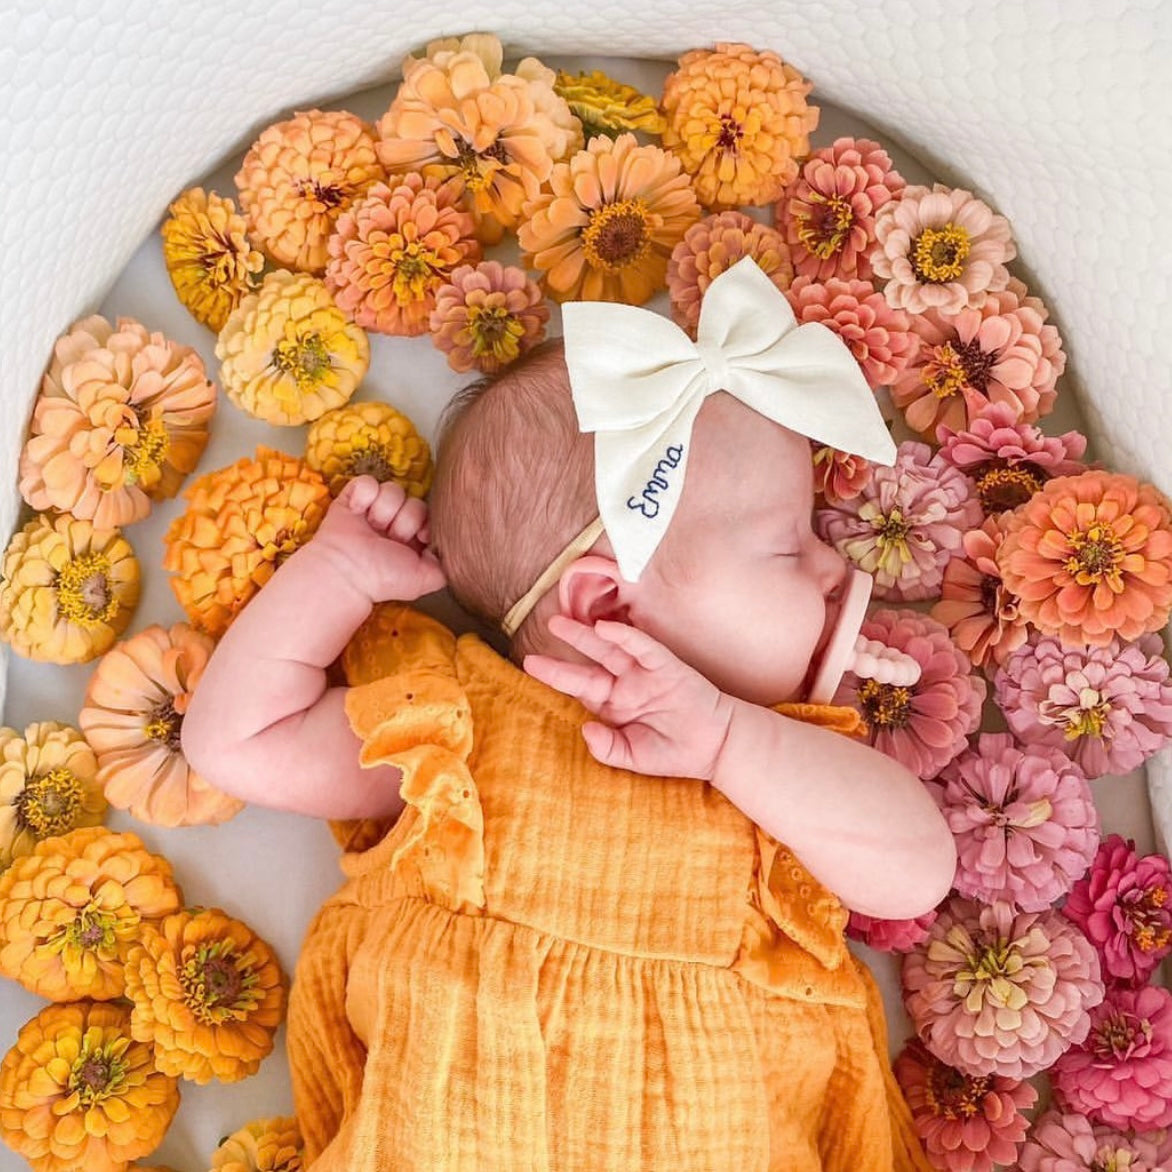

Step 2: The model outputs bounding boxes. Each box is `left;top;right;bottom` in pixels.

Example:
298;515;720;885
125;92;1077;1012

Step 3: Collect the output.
344;442;397;482
1127;885;1171;954
181;939;263;1024
69;1038;130;1105
55;552;119;628
912;223;971;283
924;1061;991;1120
119;416;171;489
957;938;1030;1011
857;679;912;729
1039;684;1113;741
976;464;1044;513
581;199;652;273
1064;522;1126;586
145;698;183;750
273;332;333;392
925;338;998;400
876;507;912;549
14;767;83;837
1092;1149;1135;1172
47;903;121;960
467;305;525;365
456;138;510;192
796;193;855;260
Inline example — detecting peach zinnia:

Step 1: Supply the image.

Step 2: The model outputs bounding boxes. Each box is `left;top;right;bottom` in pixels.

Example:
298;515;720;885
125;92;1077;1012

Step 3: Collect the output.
999;470;1172;647
519;133;701;304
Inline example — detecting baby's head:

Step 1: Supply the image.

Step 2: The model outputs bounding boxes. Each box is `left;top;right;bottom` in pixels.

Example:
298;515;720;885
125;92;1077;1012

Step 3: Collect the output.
429;339;850;705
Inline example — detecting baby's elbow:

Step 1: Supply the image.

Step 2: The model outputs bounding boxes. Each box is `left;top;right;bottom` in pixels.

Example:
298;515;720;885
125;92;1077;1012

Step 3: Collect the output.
884;823;957;922
179;703;247;801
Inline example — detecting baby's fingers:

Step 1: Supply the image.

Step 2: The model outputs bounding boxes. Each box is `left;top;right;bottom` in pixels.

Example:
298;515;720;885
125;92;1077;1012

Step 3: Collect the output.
366;481;408;532
591;620;676;673
546;614;637;677
581;721;637;772
523;654;615;713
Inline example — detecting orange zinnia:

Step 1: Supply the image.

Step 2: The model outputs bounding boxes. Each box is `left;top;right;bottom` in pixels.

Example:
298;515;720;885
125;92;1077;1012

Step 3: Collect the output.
999;470;1172;647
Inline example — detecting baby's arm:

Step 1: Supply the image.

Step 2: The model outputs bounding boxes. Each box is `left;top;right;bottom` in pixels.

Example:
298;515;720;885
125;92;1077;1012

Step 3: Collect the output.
180;476;445;821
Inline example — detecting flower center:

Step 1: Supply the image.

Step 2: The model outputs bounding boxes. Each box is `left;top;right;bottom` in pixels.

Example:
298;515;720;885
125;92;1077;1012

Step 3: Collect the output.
1038;684;1112;742
46;903;121;959
796;193;855;259
55;552;119;628
181;939;263;1024
69;1040;129;1106
1123;883;1171;953
716;114;742;151
1064;522;1126;586
14;767;84;837
300;179;345;209
912;223;971;283
978;574;1000;614
874;507;912;552
273;332;333;391
976;463;1045;513
1092;1009;1152;1062
345;445;396;482
144;698;184;751
120;417;171;489
467;305;525;364
1092;1148;1136;1172
581;199;652;273
956;938;1031;1011
456;138;510;192
924;1062;992;1120
857;679;912;729
924;338;998;400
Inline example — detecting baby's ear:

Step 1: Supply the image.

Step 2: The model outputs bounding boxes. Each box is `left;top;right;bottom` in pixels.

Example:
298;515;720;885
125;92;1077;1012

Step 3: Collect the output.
557;555;630;625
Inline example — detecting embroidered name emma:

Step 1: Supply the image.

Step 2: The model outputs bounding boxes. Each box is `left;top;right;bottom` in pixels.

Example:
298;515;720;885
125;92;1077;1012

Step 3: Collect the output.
626;444;684;518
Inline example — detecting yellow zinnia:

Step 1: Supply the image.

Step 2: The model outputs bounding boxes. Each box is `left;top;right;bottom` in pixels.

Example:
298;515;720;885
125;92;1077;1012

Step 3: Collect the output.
554;69;666;138
211;1116;304;1172
305;401;433;498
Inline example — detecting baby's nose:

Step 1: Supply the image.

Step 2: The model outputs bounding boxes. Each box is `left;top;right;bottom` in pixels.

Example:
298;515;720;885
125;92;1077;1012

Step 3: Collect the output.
812;537;849;597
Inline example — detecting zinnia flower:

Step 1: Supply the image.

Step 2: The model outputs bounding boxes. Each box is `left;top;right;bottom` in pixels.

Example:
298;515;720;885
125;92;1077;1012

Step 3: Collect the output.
554;69;666;138
305;400;433;498
1019;1109;1172;1172
872;184;1016;314
930;513;1028;671
928;733;1098;912
0;722;105;872
1062;834;1172;986
78;623;245;827
660;42;818;208
0;825;181;1000
847;910;937;953
161;187;265;331
891;287;1066;438
666;211;793;336
124;907;286;1083
902;896;1104;1080
893;1038;1036;1172
325;174;482;336
518;132;701;304
998;471;1172;647
210;1116;303;1172
216;269;369;425
0;1001;179;1172
0;513;140;665
937;401;1088;515
777;137;906;282
786;275;917;389
429;261;549;372
1051;985;1172;1131
19;314;217;528
235;108;385;273
812;444;874;506
816;441;982;601
995;634;1172;780
833;609;985;779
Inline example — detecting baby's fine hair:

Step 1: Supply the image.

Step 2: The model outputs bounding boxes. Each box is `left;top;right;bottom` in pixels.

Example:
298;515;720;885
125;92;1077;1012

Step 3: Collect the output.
429;338;596;650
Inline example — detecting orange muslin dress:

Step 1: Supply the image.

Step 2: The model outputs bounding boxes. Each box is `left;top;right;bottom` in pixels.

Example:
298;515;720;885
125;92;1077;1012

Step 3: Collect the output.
286;605;931;1171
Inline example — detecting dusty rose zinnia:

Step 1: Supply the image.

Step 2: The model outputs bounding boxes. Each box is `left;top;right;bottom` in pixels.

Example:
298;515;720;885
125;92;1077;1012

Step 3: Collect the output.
816;441;982;601
1019;1109;1172;1172
902;896;1104;1080
937;401;1088;515
833;609;985;779
847;910;937;953
995;633;1172;779
893;1039;1036;1172
786;275;917;390
777;137;906;283
872;184;1015;314
1062;834;1172;987
928;733;1098;912
812;444;874;506
1051;985;1172;1131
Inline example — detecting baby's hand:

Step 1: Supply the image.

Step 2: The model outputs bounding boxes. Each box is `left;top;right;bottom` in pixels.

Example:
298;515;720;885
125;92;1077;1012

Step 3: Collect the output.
309;475;445;604
524;615;735;780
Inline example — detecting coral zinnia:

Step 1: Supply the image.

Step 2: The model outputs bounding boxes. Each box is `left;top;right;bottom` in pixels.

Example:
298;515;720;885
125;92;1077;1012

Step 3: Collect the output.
306;400;433;498
163;447;330;637
1050;985;1172;1131
554;68;666;139
0;722;105;872
161;187;265;331
78;623;245;827
429;260;549;373
995;633;1172;780
0;1000;179;1172
0;513;140;665
893;1039;1036;1172
816;441;982;601
833;609;985;780
998;470;1172;647
519;132;700;304
872;184;1015;314
19;314;217;528
124;906;286;1083
216;269;369;425
777;137;906;282
660;42;818;209
847;910;936;953
1019;1109;1172;1172
210;1115;304;1172
325;174;482;336
902;896;1103;1080
0;825;181;1000
928;733;1098;912
235;108;385;273
1062;834;1172;987
812;444;874;506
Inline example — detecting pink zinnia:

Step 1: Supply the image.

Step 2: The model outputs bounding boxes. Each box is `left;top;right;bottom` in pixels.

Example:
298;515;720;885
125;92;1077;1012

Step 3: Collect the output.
995;633;1172;780
1019;1110;1172;1172
893;1039;1036;1172
786;275;917;389
903;897;1103;1080
811;444;873;506
937;401;1088;515
1051;985;1172;1131
776;136;906;282
1062;834;1172;986
816;441;982;601
928;734;1099;912
833;609;986;780
847;910;937;953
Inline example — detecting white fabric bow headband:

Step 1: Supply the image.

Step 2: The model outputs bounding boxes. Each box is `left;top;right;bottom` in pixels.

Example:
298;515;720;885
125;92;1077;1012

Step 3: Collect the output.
499;255;897;636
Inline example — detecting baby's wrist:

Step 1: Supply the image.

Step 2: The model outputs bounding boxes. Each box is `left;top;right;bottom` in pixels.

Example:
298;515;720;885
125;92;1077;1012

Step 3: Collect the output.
290;539;377;609
701;693;740;785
